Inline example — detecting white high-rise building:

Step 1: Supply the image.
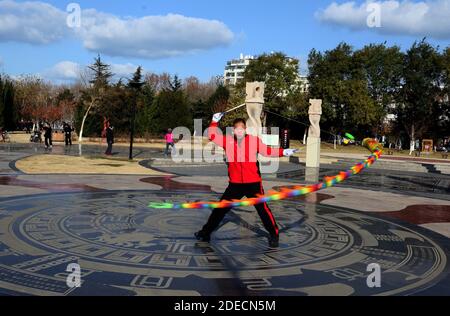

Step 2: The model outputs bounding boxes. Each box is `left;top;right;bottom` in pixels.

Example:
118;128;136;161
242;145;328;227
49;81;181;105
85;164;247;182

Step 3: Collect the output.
297;75;309;93
224;53;255;85
223;53;309;93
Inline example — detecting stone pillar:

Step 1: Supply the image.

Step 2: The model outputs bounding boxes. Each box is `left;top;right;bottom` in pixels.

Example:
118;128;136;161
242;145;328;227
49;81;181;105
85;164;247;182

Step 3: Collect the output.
305;167;320;184
300;167;319;220
306;99;322;168
245;82;265;137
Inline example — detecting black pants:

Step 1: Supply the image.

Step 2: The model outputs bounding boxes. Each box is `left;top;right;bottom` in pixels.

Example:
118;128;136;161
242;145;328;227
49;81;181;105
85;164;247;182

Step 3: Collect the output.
65;133;72;146
45;137;52;148
165;142;175;156
202;182;279;237
105;142;113;155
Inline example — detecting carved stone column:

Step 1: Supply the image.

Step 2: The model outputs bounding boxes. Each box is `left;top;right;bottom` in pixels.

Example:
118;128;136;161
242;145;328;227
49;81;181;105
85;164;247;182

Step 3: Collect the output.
245;82;265;137
306;99;322;168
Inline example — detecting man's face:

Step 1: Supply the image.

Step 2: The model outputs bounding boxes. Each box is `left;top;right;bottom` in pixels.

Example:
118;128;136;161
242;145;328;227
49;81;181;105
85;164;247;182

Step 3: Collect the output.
233;122;246;139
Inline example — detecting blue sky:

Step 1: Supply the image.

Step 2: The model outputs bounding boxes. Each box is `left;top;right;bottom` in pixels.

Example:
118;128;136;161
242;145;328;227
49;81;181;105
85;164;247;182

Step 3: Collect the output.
0;0;449;82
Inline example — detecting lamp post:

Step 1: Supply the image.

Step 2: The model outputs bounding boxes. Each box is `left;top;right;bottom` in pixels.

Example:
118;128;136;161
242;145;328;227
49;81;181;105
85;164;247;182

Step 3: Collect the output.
129;93;137;161
119;74;143;160
128;70;144;161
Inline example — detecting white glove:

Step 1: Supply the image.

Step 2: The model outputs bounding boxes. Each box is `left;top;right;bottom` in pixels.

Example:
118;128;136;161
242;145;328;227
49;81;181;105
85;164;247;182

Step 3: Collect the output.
283;149;299;157
212;113;224;123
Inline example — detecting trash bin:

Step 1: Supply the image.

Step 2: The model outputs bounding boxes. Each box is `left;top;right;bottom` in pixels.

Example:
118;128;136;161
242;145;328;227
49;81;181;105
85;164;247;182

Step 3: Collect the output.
280;129;290;149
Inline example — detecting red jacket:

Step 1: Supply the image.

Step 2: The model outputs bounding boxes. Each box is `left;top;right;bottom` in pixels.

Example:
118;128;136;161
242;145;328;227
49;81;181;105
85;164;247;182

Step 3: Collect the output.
208;122;284;184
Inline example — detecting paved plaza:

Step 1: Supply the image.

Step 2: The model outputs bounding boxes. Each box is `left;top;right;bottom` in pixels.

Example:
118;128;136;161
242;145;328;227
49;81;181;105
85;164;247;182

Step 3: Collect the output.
0;143;449;296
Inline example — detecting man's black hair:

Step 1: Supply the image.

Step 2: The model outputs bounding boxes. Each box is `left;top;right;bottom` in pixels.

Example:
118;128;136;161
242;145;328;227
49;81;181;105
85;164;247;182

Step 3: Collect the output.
233;118;246;126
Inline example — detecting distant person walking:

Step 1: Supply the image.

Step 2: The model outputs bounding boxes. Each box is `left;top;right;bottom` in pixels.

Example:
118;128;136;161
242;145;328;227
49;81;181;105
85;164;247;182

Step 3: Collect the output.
26;121;33;134
101;117;109;141
63;122;73;146
44;123;53;149
0;127;6;142
164;128;175;157
105;124;114;156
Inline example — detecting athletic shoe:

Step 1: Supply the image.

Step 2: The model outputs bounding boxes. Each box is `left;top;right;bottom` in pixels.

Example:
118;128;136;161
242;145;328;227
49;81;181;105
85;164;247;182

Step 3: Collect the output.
195;231;211;242
268;235;279;248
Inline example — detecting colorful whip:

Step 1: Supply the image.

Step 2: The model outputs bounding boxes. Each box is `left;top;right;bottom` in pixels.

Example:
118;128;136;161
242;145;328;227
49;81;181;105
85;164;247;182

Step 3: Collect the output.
148;138;383;210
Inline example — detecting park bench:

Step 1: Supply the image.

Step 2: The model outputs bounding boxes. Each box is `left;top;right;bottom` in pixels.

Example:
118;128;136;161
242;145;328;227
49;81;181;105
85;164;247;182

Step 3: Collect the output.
50;130;77;142
52;131;65;142
387;149;402;156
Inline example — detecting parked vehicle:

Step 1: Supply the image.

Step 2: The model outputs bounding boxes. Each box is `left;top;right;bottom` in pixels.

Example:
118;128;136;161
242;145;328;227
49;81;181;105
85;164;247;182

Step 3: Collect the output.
30;130;42;143
437;144;450;153
1;130;10;142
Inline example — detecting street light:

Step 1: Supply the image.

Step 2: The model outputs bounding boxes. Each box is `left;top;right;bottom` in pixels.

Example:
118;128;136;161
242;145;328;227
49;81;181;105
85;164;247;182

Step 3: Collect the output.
119;75;143;160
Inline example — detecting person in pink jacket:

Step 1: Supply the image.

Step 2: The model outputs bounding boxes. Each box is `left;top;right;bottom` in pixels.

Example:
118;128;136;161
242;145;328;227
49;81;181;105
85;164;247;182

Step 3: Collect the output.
164;128;175;157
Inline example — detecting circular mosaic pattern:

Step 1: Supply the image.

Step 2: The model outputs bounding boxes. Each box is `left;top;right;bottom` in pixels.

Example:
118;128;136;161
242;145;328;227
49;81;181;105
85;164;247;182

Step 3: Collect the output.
0;191;449;296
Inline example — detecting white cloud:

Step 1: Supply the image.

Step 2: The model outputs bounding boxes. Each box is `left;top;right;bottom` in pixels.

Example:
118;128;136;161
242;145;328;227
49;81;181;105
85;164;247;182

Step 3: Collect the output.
0;0;234;58
0;0;68;44
44;61;140;82
44;61;80;81
316;0;450;39
77;10;234;59
110;63;140;78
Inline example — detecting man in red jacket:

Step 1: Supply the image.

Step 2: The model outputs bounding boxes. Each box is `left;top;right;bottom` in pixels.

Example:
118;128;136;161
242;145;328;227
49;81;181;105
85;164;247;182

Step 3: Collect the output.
195;113;298;248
